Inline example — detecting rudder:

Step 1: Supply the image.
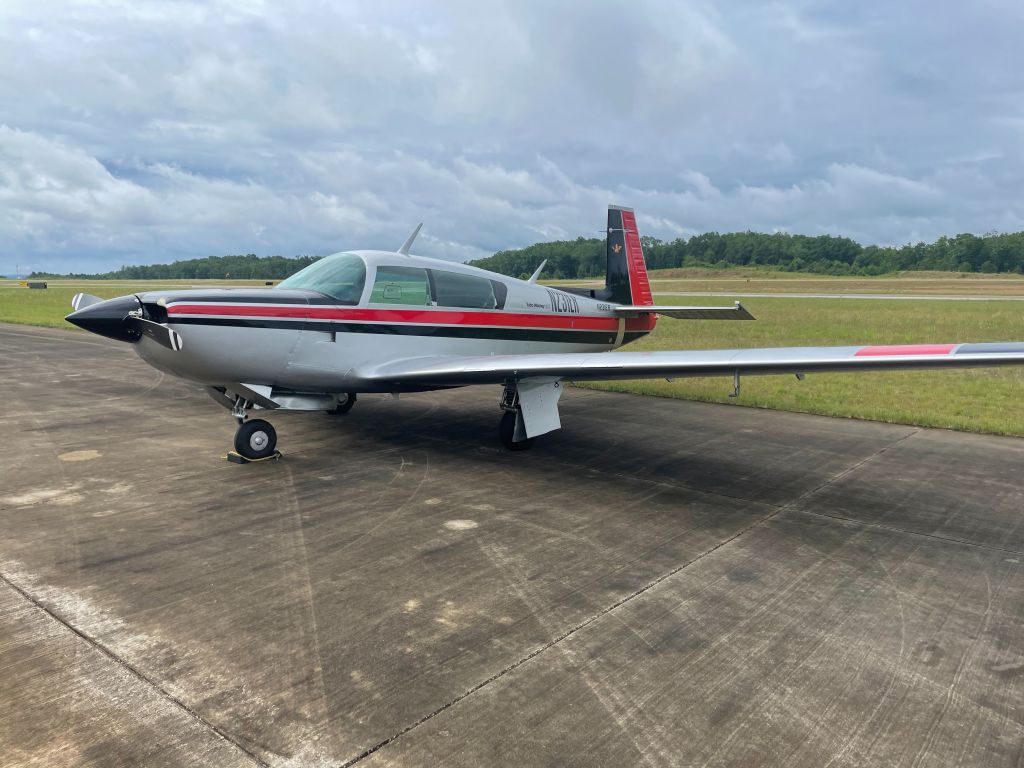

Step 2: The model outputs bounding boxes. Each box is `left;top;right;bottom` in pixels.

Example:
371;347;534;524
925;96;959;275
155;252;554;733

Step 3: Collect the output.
605;205;654;306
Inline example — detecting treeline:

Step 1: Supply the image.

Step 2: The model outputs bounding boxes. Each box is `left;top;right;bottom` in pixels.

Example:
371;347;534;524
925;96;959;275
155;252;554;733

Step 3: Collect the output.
31;229;1024;281
471;230;1024;278
31;253;320;280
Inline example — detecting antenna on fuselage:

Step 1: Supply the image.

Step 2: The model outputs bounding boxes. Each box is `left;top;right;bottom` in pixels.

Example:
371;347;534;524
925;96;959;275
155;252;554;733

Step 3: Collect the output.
397;223;423;256
527;259;547;283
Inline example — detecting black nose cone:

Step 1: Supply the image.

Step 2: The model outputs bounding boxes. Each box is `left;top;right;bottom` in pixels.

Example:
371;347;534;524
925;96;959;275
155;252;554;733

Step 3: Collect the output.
66;295;143;343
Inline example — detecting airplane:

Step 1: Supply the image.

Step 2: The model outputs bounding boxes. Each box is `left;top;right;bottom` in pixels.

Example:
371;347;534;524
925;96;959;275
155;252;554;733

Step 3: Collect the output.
66;205;1024;460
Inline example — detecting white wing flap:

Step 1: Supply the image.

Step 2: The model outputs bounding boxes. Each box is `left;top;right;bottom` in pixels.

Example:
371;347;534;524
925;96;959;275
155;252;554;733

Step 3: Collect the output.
614;302;755;320
359;342;1024;387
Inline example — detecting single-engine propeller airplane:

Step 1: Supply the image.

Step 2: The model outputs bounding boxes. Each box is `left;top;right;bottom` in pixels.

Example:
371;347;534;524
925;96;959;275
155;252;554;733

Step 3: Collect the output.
67;205;1024;459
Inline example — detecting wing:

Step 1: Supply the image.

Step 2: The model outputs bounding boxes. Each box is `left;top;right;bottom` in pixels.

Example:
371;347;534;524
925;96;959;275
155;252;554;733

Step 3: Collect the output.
358;342;1024;388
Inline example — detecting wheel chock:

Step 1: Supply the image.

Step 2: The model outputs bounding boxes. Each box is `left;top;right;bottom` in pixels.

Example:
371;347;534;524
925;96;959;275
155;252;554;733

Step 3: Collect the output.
224;450;283;464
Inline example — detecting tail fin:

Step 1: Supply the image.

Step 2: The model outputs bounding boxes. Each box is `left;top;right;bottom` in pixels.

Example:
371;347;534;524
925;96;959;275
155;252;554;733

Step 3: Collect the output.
605;205;654;306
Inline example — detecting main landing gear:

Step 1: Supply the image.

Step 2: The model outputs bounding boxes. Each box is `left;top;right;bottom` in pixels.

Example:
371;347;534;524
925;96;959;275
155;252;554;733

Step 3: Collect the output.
498;382;536;451
499;410;534;451
328;392;357;415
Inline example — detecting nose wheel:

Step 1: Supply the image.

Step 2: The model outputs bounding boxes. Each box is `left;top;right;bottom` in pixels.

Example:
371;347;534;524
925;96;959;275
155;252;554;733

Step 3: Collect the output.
234;419;278;460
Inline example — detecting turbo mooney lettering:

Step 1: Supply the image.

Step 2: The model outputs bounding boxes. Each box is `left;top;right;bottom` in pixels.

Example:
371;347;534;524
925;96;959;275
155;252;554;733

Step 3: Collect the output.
65;205;1024;458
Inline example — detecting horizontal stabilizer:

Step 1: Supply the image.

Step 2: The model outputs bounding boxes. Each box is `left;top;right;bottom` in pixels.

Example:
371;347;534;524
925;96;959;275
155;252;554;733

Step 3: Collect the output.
614;302;755;320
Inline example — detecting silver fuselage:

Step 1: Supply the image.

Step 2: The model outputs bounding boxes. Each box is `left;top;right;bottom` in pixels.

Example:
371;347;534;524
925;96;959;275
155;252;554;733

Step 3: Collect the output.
133;250;654;394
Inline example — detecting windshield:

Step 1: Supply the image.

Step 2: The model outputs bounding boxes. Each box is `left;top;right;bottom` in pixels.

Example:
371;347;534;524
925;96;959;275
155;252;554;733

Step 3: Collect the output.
276;253;366;304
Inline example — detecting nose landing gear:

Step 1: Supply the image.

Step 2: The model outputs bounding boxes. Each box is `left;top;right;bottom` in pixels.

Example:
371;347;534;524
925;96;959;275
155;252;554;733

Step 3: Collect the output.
234;419;278;460
229;396;280;462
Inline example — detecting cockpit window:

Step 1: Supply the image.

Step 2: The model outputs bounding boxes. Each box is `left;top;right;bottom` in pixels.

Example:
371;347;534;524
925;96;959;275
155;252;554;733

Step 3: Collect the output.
276;253;366;304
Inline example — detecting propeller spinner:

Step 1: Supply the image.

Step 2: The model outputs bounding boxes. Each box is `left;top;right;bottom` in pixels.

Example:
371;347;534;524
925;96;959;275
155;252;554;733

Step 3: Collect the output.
66;294;183;351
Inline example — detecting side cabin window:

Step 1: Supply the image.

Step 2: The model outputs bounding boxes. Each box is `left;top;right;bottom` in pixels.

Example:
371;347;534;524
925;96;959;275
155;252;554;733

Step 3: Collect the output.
371;266;432;305
430;270;507;310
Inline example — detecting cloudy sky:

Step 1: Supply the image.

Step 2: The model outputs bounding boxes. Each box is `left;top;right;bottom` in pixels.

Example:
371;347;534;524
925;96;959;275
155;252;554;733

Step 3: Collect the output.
2;0;1023;274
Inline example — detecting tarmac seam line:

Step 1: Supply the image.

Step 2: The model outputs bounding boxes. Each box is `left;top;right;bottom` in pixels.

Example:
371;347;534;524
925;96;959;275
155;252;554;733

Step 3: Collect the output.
0;571;270;768
339;506;785;767
780;429;1024;556
793;508;1024;557
338;432;921;765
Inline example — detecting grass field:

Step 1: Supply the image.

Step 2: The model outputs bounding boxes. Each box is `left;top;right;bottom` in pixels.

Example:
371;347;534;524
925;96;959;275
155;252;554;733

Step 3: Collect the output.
0;279;271;328
586;293;1024;436
552;268;1024;296
4;276;1024;436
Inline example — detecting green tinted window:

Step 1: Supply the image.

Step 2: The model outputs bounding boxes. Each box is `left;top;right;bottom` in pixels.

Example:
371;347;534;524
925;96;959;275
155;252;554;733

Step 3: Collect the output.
275;253;366;304
431;270;500;309
371;266;432;305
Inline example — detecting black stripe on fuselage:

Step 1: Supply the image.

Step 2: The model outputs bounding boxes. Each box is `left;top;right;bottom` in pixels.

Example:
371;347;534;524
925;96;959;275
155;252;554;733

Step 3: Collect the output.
171;316;647;345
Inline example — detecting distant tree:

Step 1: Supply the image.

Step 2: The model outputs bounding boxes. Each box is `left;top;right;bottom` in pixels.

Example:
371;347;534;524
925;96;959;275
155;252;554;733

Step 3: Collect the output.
29;226;1024;281
32;254;322;280
470;228;1024;278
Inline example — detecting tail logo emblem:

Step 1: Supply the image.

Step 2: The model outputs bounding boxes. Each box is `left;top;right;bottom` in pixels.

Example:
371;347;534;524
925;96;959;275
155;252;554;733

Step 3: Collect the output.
612;243;623;254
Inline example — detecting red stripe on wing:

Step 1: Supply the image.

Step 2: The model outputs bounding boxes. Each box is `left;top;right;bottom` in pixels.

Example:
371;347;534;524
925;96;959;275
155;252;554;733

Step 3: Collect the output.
854;344;957;357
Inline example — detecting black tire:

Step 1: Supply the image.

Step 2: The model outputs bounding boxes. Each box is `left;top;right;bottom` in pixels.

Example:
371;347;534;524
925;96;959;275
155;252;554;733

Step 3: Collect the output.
328;392;357;415
499;410;535;451
234;419;277;460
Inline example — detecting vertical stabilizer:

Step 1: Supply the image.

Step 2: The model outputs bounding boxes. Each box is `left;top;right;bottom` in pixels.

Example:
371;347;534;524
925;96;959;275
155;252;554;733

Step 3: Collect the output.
606;206;654;306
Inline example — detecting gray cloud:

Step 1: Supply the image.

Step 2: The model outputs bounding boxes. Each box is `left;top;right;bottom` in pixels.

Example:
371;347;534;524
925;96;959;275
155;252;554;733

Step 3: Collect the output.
1;0;1022;273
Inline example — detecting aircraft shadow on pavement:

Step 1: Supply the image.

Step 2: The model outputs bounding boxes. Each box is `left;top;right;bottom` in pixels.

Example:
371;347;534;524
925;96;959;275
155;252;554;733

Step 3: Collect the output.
289;392;867;511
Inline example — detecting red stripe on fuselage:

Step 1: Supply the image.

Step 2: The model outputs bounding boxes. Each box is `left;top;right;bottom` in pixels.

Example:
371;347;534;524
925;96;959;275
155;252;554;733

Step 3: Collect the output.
166;303;653;332
854;344;957;357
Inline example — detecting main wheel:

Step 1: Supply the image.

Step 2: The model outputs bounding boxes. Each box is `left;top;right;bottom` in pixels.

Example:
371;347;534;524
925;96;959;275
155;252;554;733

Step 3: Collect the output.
328;392;357;415
234;419;278;460
499;410;535;451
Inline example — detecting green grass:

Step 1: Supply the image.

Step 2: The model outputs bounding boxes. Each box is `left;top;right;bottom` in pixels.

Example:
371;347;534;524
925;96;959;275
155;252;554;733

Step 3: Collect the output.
0;279;269;328
548;268;1024;295
4;277;1024;436
585;294;1024;436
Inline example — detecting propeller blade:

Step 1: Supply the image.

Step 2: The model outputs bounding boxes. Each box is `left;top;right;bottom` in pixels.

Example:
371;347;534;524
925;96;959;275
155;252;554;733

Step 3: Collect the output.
71;292;103;311
127;317;184;351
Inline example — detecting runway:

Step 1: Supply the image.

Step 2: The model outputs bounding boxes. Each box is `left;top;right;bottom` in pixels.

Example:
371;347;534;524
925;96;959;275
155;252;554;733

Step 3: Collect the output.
2;322;1023;767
